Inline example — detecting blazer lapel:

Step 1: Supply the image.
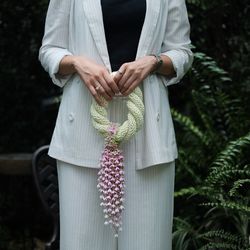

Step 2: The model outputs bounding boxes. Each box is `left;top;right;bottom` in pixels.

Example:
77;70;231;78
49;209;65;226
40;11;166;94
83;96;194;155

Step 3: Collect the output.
136;0;161;58
82;0;111;71
82;0;161;68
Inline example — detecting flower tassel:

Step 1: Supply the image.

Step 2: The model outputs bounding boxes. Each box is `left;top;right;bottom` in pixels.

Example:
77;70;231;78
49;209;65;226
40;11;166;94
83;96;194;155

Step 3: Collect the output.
97;123;126;238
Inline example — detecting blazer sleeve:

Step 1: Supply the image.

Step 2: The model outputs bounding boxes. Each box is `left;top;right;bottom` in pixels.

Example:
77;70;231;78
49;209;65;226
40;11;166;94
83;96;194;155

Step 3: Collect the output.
38;0;73;88
160;0;193;87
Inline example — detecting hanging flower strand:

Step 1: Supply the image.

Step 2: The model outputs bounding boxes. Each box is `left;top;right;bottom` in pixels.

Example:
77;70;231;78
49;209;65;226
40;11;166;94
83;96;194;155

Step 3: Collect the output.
97;122;126;237
91;72;145;238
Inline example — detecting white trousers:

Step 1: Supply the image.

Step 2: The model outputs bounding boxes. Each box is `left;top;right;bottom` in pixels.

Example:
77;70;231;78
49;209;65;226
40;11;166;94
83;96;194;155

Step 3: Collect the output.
56;98;175;250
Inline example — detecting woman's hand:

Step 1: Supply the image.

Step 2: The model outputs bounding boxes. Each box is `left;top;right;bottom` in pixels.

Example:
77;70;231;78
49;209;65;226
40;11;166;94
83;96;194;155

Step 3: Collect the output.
72;56;120;106
58;55;120;106
113;56;156;96
113;55;176;96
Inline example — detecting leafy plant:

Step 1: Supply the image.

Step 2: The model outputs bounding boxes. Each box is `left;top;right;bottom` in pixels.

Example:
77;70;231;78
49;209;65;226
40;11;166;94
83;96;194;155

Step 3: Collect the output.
172;50;250;250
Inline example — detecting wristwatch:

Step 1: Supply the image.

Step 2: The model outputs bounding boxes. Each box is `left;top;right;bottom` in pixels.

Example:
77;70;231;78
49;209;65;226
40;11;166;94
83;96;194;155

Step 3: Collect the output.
149;54;163;74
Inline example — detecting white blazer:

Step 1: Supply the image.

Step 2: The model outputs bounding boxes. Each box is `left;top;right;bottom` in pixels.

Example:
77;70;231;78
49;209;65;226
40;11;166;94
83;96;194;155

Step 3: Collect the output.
39;0;193;170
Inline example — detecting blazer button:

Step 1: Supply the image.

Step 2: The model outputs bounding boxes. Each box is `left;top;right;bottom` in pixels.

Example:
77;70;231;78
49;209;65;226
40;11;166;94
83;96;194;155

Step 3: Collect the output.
68;113;74;122
156;113;160;122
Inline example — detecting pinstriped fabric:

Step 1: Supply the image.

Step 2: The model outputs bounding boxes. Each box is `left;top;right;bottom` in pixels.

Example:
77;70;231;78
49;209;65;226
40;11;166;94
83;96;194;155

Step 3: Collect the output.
39;0;193;171
56;99;175;250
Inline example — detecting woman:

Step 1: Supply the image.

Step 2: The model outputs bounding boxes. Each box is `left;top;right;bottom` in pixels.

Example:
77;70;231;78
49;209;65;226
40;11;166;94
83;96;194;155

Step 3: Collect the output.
39;0;193;249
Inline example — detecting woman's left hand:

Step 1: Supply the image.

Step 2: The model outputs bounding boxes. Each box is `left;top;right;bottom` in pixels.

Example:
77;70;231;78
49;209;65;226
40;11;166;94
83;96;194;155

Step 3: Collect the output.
113;56;156;96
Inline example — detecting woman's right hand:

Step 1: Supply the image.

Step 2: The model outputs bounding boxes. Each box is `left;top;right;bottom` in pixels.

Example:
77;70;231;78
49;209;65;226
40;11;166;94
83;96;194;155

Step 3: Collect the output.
72;56;120;106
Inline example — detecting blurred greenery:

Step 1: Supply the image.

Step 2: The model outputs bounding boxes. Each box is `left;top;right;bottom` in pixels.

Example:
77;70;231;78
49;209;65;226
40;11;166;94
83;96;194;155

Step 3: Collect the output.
172;51;250;250
170;0;250;249
0;0;249;249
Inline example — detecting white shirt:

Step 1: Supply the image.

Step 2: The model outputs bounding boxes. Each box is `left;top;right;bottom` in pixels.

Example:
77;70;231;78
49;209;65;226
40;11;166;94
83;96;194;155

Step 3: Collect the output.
38;0;193;170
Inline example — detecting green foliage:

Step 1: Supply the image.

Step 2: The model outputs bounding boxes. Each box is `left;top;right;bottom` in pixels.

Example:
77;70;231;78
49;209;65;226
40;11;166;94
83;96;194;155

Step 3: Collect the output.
198;230;250;250
172;50;250;249
173;217;204;250
186;0;250;86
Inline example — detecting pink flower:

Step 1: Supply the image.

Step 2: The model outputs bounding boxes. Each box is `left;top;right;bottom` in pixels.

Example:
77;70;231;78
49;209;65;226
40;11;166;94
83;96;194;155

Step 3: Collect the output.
97;123;126;238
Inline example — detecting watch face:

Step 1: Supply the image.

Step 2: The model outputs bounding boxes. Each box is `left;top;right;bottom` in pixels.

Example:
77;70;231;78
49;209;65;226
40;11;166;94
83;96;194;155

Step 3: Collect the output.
155;55;163;72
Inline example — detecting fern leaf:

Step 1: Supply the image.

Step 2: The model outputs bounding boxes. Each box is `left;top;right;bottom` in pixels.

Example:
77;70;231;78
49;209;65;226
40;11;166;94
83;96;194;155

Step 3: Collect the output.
198;229;244;243
171;108;208;145
174;187;197;197
206;132;250;185
229;179;250;197
200;201;250;214
199;242;243;250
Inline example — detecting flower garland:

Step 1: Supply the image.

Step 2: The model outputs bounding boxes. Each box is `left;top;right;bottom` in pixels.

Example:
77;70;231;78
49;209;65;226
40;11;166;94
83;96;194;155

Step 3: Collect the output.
90;72;144;238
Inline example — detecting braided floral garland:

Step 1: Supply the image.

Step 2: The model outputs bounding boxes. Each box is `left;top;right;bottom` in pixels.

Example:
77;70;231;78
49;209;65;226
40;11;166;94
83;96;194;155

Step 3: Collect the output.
90;72;144;238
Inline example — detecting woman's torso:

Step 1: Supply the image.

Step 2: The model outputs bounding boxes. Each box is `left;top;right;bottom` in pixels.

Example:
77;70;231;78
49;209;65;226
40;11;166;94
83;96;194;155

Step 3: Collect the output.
100;0;146;71
47;0;178;170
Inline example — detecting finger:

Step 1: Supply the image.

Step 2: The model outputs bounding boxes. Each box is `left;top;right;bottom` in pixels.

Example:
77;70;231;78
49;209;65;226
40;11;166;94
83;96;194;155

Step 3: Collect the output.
89;85;105;106
98;77;114;98
113;70;123;84
103;72;120;94
120;73;137;94
118;69;131;90
96;83;112;102
93;79;112;101
116;64;129;89
122;85;135;96
122;80;140;96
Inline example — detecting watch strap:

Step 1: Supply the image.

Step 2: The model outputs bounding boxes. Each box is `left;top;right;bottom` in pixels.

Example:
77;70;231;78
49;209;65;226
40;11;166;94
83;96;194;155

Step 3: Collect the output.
149;54;163;74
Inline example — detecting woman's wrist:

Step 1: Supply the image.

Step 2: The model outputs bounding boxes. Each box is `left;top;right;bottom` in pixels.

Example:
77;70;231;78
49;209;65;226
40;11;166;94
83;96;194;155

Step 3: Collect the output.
143;54;176;77
148;54;163;74
157;55;176;77
58;55;78;75
142;55;159;74
71;56;83;73
59;55;93;76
